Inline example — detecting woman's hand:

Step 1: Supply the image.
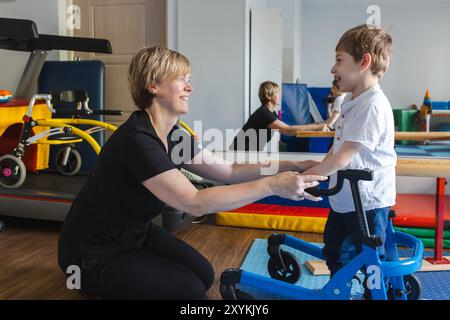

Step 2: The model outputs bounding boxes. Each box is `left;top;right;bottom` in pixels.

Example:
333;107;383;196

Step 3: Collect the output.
267;172;327;201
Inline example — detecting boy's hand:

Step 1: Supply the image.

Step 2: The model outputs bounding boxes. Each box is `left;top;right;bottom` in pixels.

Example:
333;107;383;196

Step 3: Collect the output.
293;160;321;172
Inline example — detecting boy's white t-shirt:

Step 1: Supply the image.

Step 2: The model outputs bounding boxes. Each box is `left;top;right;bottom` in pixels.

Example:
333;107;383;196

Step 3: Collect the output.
328;84;397;213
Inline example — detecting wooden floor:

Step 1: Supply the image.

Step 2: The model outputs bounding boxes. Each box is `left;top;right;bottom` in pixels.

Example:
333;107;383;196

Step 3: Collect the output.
0;215;322;300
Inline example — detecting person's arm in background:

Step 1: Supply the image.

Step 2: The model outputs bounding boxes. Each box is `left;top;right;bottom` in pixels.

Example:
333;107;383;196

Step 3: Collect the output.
268;119;332;137
325;93;345;128
324;111;340;128
301;141;361;177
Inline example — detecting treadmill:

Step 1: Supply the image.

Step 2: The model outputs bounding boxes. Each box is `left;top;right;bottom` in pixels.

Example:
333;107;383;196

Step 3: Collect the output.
0;18;112;225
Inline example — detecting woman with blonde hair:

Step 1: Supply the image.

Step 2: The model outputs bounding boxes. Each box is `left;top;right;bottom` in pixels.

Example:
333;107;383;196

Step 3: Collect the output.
58;46;326;299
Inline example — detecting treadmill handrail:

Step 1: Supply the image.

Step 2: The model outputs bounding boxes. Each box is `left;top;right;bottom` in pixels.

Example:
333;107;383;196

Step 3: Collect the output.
33;34;112;54
0;17;39;39
0;17;39;51
0;18;112;54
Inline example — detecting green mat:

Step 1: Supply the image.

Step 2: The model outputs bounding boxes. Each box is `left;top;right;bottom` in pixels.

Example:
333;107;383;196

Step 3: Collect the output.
394;226;450;248
419;238;450;249
394;226;450;239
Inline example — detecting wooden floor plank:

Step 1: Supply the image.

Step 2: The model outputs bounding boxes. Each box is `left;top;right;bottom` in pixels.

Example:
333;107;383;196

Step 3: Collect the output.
0;216;322;300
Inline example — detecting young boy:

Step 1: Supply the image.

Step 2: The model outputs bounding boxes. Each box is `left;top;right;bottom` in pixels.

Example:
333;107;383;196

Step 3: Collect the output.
302;25;396;292
231;81;331;151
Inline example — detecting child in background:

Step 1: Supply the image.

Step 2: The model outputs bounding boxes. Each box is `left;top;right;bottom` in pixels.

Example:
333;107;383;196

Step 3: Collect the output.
325;80;346;129
231;81;331;151
302;24;396;298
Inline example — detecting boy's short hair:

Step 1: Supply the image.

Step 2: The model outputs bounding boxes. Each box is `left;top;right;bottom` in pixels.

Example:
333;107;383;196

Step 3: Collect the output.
259;81;280;105
128;46;191;110
336;24;393;78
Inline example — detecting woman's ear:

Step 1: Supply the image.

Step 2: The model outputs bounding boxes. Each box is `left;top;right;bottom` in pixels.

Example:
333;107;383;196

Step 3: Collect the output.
147;84;157;96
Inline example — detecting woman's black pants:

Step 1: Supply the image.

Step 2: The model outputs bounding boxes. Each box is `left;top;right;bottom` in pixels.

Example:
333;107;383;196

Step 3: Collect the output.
79;223;214;300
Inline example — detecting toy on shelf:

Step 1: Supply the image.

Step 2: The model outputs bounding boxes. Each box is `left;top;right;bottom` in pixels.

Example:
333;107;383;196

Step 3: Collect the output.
0;90;13;103
417;89;450;134
418;89;432;132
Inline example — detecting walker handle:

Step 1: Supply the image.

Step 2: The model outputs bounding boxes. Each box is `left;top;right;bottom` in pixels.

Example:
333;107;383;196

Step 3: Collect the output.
304;169;373;197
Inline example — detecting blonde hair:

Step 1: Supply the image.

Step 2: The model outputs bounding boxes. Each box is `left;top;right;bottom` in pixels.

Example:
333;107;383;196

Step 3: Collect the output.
128;46;191;110
258;81;280;105
336;24;393;78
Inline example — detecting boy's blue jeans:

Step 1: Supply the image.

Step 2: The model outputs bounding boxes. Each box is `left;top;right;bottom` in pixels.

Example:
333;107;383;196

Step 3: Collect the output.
322;207;390;277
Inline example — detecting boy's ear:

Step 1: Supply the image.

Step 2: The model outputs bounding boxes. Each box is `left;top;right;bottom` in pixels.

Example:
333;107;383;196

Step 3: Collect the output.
359;53;372;71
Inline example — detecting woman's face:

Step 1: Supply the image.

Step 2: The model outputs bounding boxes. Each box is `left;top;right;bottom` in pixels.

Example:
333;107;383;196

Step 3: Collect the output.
153;73;192;115
271;89;281;106
274;90;281;106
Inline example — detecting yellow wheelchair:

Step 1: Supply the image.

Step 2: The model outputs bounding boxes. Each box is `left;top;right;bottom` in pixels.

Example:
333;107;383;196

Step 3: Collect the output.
0;91;198;189
0;93;119;188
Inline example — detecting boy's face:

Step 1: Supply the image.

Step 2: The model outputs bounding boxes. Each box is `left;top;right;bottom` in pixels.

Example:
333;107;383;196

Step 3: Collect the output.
330;51;362;93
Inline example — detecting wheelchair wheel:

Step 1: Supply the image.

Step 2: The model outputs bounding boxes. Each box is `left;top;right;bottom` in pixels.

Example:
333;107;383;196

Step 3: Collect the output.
404;274;421;300
268;250;301;284
55;147;82;176
0;154;26;188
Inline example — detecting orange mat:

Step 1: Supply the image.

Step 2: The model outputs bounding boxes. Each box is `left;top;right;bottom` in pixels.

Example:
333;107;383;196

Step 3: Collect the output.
392;194;450;229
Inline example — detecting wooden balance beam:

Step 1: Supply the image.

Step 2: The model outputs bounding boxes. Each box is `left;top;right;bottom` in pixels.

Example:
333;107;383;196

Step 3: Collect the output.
296;131;450;141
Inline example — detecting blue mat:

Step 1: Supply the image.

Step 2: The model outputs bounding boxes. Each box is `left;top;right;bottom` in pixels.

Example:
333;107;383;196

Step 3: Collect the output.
395;144;450;158
239;239;450;300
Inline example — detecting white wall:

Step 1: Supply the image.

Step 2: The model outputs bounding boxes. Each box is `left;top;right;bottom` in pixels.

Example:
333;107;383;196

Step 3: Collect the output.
300;0;450;108
267;0;302;83
0;0;66;93
249;8;283;114
176;0;274;143
166;0;177;50
173;0;305;144
176;0;248;141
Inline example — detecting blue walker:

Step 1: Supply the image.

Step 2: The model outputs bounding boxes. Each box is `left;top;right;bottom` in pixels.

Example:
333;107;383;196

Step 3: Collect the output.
220;169;424;300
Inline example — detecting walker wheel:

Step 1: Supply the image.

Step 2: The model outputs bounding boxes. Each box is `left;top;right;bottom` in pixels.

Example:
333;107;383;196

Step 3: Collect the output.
387;274;421;300
404;274;421;300
268;250;301;283
235;289;255;300
55;147;82;176
0;154;26;188
220;284;254;300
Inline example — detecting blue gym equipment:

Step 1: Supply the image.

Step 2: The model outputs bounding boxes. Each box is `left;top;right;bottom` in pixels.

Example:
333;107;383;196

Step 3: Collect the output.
220;169;424;300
